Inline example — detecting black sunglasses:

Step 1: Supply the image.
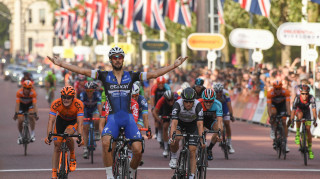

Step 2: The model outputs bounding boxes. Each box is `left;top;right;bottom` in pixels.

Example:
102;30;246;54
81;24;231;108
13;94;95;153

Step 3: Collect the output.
183;100;194;104
61;95;73;100
301;93;309;95
204;101;214;104
111;55;124;60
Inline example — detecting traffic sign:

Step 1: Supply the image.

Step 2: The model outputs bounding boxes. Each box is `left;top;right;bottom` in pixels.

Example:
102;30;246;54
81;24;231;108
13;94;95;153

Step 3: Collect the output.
63;48;74;58
110;43;134;53
277;22;320;46
141;40;170;51
187;33;226;51
229;28;274;50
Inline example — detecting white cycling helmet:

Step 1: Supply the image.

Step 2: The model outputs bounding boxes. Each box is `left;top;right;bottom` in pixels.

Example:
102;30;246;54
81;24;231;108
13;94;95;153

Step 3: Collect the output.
213;83;224;92
108;46;125;58
132;84;140;95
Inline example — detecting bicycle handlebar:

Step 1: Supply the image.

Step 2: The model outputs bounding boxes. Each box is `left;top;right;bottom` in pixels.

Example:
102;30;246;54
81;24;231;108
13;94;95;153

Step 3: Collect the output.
48;132;82;144
108;137;144;152
172;131;206;145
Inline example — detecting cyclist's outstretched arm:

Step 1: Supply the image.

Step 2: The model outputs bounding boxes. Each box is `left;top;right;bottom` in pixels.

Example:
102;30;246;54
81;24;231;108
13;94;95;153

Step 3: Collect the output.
146;56;188;80
47;114;56;137
47;56;91;77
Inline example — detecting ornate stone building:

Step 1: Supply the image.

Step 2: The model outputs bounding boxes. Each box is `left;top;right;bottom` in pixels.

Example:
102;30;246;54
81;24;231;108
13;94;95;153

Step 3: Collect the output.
1;0;54;58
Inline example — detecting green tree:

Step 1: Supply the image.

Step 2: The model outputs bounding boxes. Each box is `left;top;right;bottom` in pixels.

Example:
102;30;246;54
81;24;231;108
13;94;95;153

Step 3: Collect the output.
0;3;11;48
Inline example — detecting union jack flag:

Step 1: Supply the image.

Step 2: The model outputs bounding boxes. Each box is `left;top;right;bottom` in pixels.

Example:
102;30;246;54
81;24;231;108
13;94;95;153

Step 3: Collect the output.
54;10;61;35
107;0;123;36
188;0;197;12
159;0;191;27
94;0;108;40
121;0;145;34
59;0;70;39
218;0;225;24
134;0;166;31
234;0;271;17
85;0;98;38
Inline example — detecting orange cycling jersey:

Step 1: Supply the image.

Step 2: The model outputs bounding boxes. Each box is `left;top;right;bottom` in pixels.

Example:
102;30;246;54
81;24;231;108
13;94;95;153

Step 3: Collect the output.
16;88;37;104
267;88;290;104
49;98;84;121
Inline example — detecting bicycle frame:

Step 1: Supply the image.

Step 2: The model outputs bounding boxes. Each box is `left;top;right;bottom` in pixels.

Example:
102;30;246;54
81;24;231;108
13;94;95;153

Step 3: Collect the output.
84;117;100;164
172;132;204;179
108;127;146;179
274;114;287;160
22;112;31;156
48;132;81;179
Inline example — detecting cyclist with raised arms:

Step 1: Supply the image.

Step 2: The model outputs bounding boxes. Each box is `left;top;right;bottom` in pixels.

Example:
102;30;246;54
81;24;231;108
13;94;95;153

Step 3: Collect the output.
14;80;38;144
80;81;102;159
193;78;206;99
267;80;291;152
153;90;180;157
169;87;205;179
48;47;187;179
214;83;236;154
44;86;84;179
288;85;318;159
198;88;223;160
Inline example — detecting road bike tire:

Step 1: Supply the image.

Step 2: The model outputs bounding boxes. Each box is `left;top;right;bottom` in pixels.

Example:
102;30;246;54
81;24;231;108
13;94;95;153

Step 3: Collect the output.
123;158;130;179
276;127;282;159
89;128;94;164
302;125;307;166
23;124;30;156
222;127;229;160
112;149;120;178
58;151;67;179
48;89;54;105
177;150;184;179
182;149;191;179
196;147;207;179
281;127;286;160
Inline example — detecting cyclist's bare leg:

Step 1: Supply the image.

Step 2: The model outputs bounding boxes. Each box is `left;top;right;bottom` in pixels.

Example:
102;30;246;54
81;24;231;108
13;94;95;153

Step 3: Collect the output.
189;145;197;175
306;125;312;145
210;122;219;145
53;141;62;169
163;122;169;143
101;135;113;167
270;108;277;130
17;115;24;134
281;117;287;136
83;124;89;146
296;112;302;131
169;130;182;153
224;120;231;139
65;128;76;159
130;141;142;169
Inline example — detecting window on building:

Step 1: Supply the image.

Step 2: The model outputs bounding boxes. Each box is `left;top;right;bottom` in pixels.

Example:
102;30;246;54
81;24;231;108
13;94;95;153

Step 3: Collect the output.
28;9;32;23
28;38;33;53
39;9;45;25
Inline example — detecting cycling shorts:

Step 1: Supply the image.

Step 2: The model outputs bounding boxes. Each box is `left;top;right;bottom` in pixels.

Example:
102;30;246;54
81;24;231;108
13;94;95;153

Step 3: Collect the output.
223;113;230;121
176;121;199;146
204;118;217;130
296;107;312;125
19;103;34;114
83;107;99;125
53;115;78;142
101;110;142;140
271;101;286;114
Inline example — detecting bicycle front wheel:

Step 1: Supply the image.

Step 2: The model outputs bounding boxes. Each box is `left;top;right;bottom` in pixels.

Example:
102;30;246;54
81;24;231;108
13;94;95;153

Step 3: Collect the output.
182;149;191;179
58;151;68;179
89;128;94;164
222;126;229;160
196;147;207;179
302;125;308;166
23;124;30;156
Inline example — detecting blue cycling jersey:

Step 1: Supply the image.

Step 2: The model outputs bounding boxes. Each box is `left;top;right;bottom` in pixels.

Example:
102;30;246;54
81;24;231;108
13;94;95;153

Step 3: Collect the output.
137;95;148;120
91;70;147;114
216;89;231;115
207;100;223;117
79;91;102;109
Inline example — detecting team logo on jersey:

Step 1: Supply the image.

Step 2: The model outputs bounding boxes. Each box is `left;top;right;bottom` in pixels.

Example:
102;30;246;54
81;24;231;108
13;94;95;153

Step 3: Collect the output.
172;108;178;116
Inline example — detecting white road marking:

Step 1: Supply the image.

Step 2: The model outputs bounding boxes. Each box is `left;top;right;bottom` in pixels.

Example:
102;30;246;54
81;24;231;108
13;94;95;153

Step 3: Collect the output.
1;168;320;172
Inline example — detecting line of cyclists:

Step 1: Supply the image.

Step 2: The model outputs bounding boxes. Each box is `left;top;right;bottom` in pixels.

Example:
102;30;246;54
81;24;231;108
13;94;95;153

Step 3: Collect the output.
267;80;318;159
12;46;319;179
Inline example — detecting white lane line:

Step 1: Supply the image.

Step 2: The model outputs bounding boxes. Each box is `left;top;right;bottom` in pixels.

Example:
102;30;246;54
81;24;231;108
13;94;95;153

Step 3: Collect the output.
1;168;320;172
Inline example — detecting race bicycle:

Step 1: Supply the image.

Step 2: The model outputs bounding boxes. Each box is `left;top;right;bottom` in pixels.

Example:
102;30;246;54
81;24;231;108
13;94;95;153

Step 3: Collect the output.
273;113;289;160
20;112;35;156
219;122;229;160
292;118;317;166
196;129;220;179
109;127;148;179
47;132;82;179
171;131;205;179
83;117;100;164
47;86;55;105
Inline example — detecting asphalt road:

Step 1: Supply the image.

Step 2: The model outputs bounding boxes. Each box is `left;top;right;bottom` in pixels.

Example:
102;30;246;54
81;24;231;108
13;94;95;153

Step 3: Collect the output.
1;78;320;179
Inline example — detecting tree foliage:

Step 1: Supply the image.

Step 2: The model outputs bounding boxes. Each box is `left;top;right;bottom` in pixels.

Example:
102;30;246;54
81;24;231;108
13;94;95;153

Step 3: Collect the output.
0;3;11;48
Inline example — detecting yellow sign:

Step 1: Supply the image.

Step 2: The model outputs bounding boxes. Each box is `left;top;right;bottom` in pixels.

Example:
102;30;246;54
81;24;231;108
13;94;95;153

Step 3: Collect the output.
63;48;75;58
187;33;226;51
110;43;134;53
